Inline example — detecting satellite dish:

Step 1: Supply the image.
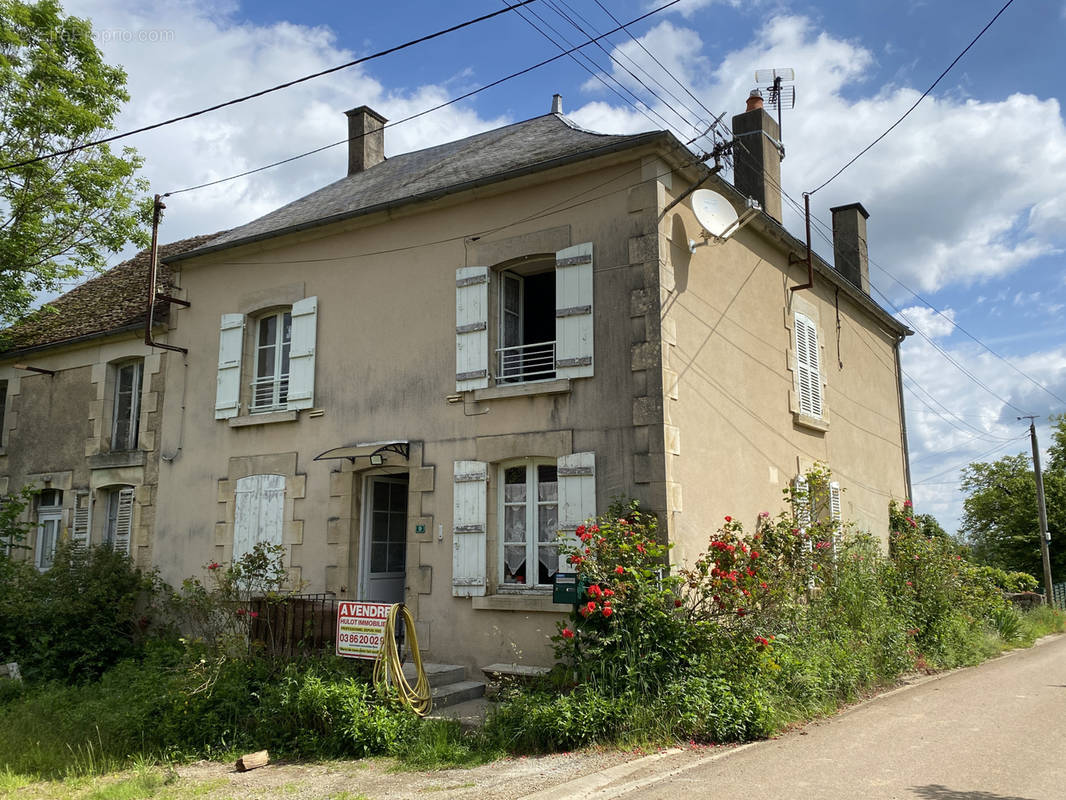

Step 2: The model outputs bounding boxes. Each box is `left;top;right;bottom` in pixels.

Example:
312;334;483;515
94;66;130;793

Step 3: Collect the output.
691;189;739;239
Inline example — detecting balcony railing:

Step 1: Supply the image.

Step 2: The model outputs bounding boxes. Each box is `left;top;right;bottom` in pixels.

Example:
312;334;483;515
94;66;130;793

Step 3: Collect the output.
496;340;556;383
251;373;289;411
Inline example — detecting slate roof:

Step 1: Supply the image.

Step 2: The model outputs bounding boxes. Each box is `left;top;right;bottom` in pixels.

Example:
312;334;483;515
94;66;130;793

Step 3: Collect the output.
177;113;666;260
1;233;223;356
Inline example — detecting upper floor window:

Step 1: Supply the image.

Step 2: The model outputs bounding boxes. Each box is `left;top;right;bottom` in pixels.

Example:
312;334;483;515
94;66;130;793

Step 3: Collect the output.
455;243;594;392
253;310;292;412
111;360;142;451
34;488;63;571
214;297;318;420
794;312;823;419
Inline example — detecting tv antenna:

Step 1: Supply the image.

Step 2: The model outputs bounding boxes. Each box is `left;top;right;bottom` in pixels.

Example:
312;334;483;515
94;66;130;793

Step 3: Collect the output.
754;68;795;140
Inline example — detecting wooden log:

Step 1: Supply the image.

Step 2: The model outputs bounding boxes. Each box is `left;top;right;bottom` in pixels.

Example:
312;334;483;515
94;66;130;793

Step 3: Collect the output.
235;750;269;772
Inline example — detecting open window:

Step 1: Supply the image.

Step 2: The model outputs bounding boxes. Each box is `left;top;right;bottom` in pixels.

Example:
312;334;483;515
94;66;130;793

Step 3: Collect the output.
111;360;142;451
252;309;292;412
34;489;63;571
498;263;556;383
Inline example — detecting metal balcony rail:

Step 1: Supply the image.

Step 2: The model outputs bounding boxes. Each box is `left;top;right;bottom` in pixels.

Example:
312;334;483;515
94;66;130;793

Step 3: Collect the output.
251;373;289;411
496;340;556;382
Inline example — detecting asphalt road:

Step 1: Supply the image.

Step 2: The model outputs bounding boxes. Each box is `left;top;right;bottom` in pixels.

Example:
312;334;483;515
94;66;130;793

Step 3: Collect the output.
606;635;1066;800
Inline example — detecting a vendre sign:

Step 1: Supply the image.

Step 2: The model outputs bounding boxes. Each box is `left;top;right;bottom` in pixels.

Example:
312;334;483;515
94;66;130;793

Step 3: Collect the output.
335;601;391;659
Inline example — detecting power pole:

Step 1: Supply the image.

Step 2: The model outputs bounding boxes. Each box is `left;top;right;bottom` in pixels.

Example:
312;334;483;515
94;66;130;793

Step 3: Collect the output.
1020;416;1054;604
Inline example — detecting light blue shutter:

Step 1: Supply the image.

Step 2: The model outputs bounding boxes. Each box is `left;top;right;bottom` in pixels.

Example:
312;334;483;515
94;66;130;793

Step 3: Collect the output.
287;296;318;410
557;452;596;571
555;243;594;379
234;474;286;562
215;313;245;419
112;487;135;557
71;492;91;548
453;460;487;596
456;267;489;391
829;481;841;523
793;475;811;528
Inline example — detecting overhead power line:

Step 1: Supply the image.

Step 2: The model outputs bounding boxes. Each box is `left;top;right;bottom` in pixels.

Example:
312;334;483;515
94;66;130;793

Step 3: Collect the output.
164;0;681;197
0;1;538;172
807;0;1016;195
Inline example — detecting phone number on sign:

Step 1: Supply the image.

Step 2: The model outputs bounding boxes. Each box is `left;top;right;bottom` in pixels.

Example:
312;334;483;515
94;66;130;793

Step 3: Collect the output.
338;632;381;646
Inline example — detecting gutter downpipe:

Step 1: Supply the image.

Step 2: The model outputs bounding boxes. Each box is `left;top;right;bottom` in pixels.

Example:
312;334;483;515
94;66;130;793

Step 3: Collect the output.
789;192;814;292
894;334;913;501
144;194;189;355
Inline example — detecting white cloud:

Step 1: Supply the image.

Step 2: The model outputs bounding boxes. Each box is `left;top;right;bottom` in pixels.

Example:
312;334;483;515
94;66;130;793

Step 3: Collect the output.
898;305;956;340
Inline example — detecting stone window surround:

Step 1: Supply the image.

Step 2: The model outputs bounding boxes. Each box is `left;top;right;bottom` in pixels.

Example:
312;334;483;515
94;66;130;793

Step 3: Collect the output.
785;295;830;433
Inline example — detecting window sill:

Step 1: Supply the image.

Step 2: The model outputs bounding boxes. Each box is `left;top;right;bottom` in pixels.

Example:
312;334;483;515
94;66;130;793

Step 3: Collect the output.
471;592;572;613
88;450;146;470
793;412;829;433
473;378;571;402
228;410;299;428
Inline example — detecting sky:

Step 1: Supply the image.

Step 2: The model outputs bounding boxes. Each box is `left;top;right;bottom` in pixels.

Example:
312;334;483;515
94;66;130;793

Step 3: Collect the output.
60;0;1066;536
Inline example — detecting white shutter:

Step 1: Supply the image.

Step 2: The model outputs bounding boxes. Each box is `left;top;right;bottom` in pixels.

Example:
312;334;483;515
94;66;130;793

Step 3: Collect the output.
456;267;489;391
829;481;842;523
233;474;286;562
71;491;91;547
793;475;811;528
215;313;245;419
452;460;487;596
794;313;822;418
287;296;317;409
112;487;135;556
555;243;594;379
557;452;596;570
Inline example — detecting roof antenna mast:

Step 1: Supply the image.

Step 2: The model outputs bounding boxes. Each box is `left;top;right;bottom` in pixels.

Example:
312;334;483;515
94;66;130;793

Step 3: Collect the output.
754;68;795;145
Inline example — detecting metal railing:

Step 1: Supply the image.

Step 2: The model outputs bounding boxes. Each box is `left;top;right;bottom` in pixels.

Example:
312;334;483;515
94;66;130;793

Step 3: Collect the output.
251;373;289;411
496;340;556;383
249;592;338;658
1053;582;1066;611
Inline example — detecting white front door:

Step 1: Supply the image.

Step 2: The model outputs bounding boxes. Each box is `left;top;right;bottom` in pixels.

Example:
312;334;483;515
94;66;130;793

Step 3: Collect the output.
360;475;408;604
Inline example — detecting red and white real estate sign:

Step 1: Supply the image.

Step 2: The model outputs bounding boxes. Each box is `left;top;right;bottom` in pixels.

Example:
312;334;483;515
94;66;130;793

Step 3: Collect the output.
336;601;391;659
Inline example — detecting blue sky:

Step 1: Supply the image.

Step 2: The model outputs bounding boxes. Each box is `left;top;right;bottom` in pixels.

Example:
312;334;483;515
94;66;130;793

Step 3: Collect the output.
64;0;1066;536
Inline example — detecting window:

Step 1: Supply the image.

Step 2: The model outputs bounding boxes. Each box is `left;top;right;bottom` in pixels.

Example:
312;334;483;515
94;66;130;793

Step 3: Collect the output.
455;243;594;392
34;489;63;571
214;297;318;420
794;312;823;418
499;459;559;587
233;474;285;562
111;361;142;450
0;379;7;447
103;486;135;555
252;310;292;411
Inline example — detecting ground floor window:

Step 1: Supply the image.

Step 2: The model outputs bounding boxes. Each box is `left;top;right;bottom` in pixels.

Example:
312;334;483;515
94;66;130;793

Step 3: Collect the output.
103;486;135;555
499;459;559;587
233;474;285;562
34;489;63;571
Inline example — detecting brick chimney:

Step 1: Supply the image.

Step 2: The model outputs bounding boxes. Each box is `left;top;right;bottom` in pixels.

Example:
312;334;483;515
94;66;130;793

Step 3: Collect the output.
344;106;387;175
830;203;871;294
731;90;782;223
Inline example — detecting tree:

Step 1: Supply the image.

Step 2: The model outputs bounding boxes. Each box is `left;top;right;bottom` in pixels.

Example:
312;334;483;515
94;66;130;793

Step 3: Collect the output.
0;0;150;324
959;415;1066;582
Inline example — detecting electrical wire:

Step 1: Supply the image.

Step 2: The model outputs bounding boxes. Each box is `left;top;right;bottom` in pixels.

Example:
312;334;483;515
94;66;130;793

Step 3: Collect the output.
807;0;1016;195
163;0;682;197
0;1;538;172
911;434;1028;486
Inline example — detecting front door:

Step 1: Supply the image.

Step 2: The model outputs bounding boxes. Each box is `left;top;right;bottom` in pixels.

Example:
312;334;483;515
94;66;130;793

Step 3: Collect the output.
360;475;408;604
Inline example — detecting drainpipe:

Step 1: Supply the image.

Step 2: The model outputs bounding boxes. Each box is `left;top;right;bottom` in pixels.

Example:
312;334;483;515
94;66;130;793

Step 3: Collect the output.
894;334;913;501
789;192;814;293
144;194;190;354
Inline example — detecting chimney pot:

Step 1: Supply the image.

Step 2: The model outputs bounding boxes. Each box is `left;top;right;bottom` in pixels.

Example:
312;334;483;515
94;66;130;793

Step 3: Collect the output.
552;94;563;114
830;202;871;294
746;89;764;112
344;105;387;176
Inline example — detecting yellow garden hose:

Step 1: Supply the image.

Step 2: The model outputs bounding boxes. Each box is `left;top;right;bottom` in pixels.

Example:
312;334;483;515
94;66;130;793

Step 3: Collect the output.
373;603;433;716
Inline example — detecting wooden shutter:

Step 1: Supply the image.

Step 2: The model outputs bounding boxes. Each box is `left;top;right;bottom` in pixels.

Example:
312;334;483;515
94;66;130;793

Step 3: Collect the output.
557;452;596;570
456;267;489;391
452;460;487;596
792;475;811;528
555;243;594;379
215;313;245;419
233;474;286;562
71;491;91;548
287;296;317;409
794;313;822;418
112;487;135;556
829;481;842;523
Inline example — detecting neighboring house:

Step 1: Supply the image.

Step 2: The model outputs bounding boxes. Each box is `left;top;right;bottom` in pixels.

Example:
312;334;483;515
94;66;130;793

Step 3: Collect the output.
145;94;911;672
0;234;218;570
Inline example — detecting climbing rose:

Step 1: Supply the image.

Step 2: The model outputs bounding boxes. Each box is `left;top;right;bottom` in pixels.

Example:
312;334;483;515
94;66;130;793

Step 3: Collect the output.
207;562;221;570
250;611;259;619
674;598;682;608
724;516;732;522
602;604;613;618
586;601;596;613
561;628;575;639
236;608;246;616
576;524;587;536
615;565;624;574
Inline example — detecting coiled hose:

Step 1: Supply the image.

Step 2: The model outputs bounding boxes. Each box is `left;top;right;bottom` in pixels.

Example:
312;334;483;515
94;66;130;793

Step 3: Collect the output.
372;602;433;716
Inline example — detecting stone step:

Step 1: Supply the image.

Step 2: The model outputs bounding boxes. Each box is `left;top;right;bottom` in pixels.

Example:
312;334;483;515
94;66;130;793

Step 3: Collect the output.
401;661;467;688
432;679;486;709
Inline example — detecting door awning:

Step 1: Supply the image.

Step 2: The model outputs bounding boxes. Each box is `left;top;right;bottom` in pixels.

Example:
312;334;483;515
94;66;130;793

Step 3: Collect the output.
313;441;410;464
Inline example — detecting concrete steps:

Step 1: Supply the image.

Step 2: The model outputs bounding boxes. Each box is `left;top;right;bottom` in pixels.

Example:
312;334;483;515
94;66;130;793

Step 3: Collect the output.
401;661;486;710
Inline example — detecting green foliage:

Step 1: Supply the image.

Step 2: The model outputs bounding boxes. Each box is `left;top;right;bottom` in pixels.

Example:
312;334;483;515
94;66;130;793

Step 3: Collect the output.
0;0;150;324
0;538;158;683
960;414;1066;581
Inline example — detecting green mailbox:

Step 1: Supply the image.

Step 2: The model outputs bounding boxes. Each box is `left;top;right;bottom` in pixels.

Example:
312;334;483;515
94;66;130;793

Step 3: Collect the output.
553;572;581;605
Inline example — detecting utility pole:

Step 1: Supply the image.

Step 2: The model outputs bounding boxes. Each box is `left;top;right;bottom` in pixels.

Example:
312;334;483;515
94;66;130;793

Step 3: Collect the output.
1020;416;1054;604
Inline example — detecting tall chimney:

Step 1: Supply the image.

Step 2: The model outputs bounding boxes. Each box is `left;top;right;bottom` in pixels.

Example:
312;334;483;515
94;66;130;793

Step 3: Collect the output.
551;93;563;114
830;202;871;294
731;90;782;223
344;106;387;175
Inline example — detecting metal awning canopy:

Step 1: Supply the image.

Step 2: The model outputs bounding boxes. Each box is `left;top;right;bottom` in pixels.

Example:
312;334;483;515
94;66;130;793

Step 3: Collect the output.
313;440;410;464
